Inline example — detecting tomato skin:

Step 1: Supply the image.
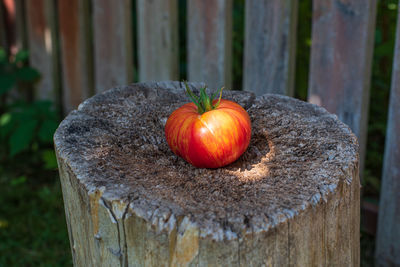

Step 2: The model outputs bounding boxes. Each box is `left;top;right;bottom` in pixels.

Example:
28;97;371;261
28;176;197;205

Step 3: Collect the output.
165;99;251;168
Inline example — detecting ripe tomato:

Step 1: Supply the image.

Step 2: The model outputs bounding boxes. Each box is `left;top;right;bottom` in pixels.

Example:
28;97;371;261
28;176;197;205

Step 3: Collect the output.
165;84;251;168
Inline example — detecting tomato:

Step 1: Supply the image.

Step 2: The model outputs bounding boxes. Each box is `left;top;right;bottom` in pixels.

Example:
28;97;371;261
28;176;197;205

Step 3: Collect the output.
165;84;251;168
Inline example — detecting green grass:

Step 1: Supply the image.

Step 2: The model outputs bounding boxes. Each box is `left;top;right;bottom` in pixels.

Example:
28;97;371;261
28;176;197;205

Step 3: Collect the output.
0;162;72;266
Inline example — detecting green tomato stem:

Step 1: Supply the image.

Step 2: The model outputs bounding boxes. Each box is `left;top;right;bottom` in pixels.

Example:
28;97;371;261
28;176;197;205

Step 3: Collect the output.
184;81;224;114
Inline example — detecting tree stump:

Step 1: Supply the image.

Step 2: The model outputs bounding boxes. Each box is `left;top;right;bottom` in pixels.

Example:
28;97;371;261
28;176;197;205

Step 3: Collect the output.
54;81;360;266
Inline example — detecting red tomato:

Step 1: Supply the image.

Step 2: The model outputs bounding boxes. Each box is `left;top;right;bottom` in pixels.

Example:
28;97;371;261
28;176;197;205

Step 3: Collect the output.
165;99;251;168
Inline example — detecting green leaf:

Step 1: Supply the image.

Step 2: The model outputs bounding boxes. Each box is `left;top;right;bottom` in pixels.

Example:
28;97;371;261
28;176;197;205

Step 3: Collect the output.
0;73;16;95
0;112;16;139
9;120;37;156
33;100;56;118
10;175;27;186
38;119;58;143
0;49;6;63
38;186;51;200
213;87;224;108
0;219;9;228
16;66;40;82
374;41;395;58
42;149;58;169
0;113;11;126
388;3;397;10
184;81;204;113
14;50;29;63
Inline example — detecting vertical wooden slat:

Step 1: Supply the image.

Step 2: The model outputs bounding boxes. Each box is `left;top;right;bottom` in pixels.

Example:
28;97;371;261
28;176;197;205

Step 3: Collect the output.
92;0;133;93
243;0;298;96
375;8;400;266
0;1;6;49
25;0;60;102
58;0;93;113
137;0;178;82
308;0;377;175
3;0;26;53
187;0;232;90
3;0;15;53
15;0;27;51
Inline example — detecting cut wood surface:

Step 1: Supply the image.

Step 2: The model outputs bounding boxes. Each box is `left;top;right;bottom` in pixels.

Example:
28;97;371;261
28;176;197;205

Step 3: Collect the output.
58;0;93;113
25;0;60;102
243;0;297;96
375;7;400;266
92;0;133;93
308;0;377;176
137;0;178;81
187;0;232;90
55;81;360;266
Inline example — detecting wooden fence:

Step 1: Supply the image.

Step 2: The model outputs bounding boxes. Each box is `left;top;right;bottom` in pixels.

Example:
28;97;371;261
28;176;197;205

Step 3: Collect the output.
1;0;399;265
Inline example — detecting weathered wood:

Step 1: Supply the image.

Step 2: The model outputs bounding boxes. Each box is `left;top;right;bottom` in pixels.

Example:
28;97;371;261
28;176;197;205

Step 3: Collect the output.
187;0;232;90
25;0;60;101
14;0;26;51
137;0;178;81
0;1;6;49
2;0;26;53
2;0;15;54
55;81;360;266
92;0;133;93
308;0;377;176
58;0;93;113
243;0;298;96
375;7;400;266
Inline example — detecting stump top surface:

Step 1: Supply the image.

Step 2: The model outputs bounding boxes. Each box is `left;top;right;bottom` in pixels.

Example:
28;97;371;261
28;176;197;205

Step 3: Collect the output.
54;81;358;238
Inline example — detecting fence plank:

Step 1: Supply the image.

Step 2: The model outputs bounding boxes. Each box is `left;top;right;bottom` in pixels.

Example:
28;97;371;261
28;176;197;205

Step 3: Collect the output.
3;0;26;53
92;0;133;93
15;0;27;51
375;8;400;266
25;0;60;102
2;0;15;53
243;0;298;96
187;0;232;90
137;0;178;81
308;0;377;175
0;1;6;49
58;0;93;113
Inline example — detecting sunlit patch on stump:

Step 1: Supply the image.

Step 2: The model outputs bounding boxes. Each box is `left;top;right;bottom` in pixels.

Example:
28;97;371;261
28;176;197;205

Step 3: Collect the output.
55;81;360;266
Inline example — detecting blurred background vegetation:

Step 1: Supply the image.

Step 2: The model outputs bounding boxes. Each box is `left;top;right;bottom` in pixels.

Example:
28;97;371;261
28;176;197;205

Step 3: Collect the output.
0;0;397;265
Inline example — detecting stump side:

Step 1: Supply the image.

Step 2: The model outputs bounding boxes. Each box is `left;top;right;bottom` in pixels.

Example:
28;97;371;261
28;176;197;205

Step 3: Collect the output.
55;81;360;266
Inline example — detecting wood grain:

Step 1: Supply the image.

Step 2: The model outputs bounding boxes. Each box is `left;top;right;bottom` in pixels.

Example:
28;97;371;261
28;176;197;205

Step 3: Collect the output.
92;0;133;93
58;0;93;113
308;0;377;176
243;0;298;96
375;7;400;266
55;81;360;266
137;0;178;82
25;0;60;102
187;0;232;90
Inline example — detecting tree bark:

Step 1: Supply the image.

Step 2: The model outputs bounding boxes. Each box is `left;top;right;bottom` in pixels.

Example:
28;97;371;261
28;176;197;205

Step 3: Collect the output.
55;81;360;266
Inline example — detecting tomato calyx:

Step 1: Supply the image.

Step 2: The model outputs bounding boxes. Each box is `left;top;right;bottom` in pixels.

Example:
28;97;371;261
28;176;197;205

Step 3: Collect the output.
184;81;224;114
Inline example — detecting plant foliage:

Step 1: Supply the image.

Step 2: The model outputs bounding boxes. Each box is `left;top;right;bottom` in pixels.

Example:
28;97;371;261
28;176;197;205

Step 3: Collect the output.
0;49;59;165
